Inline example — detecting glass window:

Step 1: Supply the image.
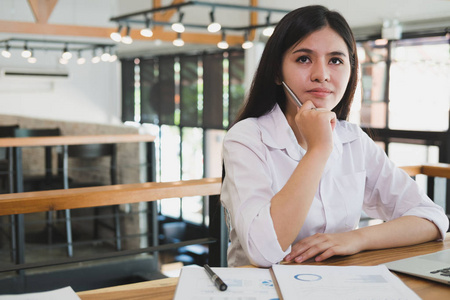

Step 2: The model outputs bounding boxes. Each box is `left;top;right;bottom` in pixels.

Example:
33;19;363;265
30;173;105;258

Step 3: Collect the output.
159;125;181;219
389;36;450;131
388;143;439;166
356;40;389;128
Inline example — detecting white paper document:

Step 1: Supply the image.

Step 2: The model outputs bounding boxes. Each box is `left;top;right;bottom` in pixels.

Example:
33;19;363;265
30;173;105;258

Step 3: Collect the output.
272;264;420;300
174;266;280;300
0;286;80;300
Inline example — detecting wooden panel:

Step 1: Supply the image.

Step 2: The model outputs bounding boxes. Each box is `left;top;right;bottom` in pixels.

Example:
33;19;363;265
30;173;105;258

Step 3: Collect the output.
0;177;221;216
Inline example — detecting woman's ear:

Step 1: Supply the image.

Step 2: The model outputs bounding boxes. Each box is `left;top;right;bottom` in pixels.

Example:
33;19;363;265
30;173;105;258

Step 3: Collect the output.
275;77;282;85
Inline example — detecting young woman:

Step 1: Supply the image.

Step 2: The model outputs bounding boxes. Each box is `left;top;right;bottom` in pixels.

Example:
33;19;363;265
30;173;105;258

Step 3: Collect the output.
221;5;448;268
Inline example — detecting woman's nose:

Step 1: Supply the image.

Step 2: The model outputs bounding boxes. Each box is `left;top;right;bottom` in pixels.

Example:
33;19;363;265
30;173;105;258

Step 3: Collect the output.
310;61;330;83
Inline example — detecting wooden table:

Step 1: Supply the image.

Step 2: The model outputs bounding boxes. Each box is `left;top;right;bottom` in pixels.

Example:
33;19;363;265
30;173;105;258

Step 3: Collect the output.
78;233;450;300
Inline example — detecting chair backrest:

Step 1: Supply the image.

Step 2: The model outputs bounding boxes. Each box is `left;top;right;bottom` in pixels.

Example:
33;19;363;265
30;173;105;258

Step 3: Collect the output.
13;128;61;180
0;125;19;160
0;125;19;138
13;128;61;138
63;143;117;185
68;144;115;159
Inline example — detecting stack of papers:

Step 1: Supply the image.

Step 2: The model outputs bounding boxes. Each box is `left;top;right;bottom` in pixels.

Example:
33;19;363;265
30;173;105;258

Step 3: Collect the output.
174;265;420;300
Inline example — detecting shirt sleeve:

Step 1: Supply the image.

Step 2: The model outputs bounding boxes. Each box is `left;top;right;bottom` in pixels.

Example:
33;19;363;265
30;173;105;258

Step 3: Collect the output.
361;131;449;239
221;121;290;267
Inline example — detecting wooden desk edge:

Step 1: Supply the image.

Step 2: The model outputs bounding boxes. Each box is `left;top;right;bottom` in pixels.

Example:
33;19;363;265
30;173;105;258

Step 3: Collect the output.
77;234;450;299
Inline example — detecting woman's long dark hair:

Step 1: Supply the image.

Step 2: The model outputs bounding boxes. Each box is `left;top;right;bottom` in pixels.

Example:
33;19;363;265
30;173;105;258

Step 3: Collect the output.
231;5;359;128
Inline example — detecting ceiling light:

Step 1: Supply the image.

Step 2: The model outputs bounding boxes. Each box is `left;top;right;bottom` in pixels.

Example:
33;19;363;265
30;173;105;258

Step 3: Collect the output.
27;50;37;63
59;57;69;65
140;17;153;37
121;26;133;44
62;44;72;60
173;32;184;47
207;10;221;33
217;32;229;49
262;26;274;37
110;25;123;42
242;32;253;49
77;51;86;65
171;10;185;33
262;13;274;37
21;43;32;58
1;44;11;58
109;54;118;62
101;48;111;62
91;49;100;63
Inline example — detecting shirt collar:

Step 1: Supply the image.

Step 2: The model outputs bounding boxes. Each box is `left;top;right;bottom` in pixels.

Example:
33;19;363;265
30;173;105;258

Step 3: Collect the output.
258;104;360;161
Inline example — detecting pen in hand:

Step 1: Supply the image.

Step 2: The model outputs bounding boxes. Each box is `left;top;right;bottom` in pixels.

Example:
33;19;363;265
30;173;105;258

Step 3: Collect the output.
203;264;227;291
282;81;303;108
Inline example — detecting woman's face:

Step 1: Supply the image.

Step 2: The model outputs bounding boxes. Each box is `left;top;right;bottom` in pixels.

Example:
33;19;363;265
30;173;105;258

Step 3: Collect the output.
281;26;351;111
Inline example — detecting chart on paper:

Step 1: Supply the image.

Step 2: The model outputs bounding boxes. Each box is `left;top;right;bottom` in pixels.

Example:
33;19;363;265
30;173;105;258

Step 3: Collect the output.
173;266;279;300
271;264;420;300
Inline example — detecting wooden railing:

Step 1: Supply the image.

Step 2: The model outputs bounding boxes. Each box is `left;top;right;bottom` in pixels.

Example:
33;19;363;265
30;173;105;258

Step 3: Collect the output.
0;178;221;216
0;177;227;275
400;163;450;178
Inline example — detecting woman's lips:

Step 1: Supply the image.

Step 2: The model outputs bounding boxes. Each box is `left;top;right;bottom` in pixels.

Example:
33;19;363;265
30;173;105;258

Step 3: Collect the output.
307;88;332;98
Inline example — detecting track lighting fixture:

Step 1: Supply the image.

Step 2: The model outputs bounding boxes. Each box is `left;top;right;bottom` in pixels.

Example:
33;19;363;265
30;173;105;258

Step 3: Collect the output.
217;31;229;49
109;53;118;62
27;49;37;63
171;10;185;33
173;32;184;47
242;31;253;49
110;24;123;42
207;9;221;33
109;2;291;48
91;48;100;63
101;47;111;62
0;38;116;65
77;50;86;65
21;43;32;58
1;44;11;58
121;26;133;44
140;17;154;37
62;44;72;60
262;13;275;37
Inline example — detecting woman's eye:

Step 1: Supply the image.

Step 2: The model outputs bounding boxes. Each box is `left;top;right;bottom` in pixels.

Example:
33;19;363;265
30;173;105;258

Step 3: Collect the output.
296;56;310;63
330;58;344;65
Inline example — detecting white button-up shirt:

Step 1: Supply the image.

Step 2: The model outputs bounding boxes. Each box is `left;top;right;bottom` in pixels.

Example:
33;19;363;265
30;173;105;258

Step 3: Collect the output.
222;104;449;267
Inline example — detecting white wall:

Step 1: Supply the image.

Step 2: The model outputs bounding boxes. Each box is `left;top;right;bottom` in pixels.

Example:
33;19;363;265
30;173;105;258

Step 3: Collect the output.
0;52;122;125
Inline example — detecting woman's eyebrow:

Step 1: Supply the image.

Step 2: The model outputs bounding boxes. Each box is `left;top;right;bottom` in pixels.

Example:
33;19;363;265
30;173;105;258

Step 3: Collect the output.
292;48;347;57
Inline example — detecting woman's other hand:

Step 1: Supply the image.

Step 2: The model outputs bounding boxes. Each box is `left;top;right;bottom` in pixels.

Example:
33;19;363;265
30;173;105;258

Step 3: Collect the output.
284;231;364;263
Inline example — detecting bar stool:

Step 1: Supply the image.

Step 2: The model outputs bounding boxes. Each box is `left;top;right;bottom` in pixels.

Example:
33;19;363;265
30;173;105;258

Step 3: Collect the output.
58;143;122;251
12;128;74;257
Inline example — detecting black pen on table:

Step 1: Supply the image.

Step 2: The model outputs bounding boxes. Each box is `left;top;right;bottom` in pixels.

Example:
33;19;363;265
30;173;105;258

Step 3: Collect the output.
203;264;227;291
